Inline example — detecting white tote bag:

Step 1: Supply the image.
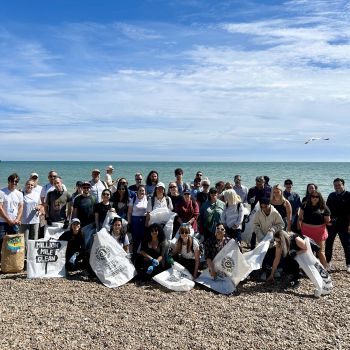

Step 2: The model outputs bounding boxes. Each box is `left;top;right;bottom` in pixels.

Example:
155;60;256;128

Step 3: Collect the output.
195;269;235;295
153;262;195;292
27;239;67;279
213;239;252;286
89;228;136;288
295;237;333;296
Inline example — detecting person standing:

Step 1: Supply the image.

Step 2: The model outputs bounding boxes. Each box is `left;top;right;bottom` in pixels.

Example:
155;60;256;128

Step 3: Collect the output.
0;173;24;236
21;179;43;242
233;175;248;204
174;168;190;195
283;179;302;231
104;165;115;189
45;177;72;227
90;169;108;203
128;172;143;194
247;176;271;210
73;181;96;228
199;187;225;240
325;178;350;272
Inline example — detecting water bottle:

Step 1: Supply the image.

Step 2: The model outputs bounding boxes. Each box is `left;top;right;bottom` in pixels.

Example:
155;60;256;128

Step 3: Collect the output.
13;224;20;233
69;252;79;265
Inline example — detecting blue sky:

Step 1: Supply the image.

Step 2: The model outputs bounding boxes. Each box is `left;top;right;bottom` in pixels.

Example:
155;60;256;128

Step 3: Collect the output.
1;0;349;161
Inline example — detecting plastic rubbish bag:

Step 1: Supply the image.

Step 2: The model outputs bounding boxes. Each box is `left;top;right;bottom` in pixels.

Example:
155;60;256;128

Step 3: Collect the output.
149;208;177;241
153;262;195;292
89;228;136;288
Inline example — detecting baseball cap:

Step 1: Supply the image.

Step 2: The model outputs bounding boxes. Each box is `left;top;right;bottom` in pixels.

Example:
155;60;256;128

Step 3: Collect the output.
30;172;39;178
106;165;114;170
92;169;100;173
71;218;81;224
156;182;165;189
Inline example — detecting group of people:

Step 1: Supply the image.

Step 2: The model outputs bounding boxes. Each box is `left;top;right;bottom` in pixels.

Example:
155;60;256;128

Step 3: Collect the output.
0;166;349;289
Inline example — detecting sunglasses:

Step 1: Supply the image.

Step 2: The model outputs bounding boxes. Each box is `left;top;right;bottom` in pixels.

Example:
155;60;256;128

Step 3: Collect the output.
82;186;90;189
180;231;190;235
216;227;225;232
151;229;158;233
119;182;127;185
10;180;19;184
118;188;126;191
102;193;110;196
184;193;190;196
202;184;209;187
169;186;176;189
311;195;319;199
49;175;57;178
285;183;292;185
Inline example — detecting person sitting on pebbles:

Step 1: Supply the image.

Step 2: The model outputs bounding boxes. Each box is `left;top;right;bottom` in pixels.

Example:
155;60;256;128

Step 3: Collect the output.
135;223;169;280
170;224;201;278
203;223;231;280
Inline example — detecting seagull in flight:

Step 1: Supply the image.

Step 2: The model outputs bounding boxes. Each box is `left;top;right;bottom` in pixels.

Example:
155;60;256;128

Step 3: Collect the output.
305;137;330;144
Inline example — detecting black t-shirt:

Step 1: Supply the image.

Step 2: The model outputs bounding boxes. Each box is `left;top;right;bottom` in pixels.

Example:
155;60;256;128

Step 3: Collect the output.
326;191;350;227
73;195;95;227
94;202;113;226
59;230;84;261
302;203;330;225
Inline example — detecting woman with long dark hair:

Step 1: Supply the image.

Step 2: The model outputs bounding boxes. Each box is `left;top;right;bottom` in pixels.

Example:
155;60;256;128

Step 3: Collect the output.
136;223;169;279
145;170;159;197
111;183;129;219
298;190;330;268
109;217;129;252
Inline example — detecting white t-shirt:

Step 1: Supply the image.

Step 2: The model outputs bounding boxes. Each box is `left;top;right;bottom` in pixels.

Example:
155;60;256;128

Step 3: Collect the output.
0;188;24;223
177;237;200;259
22;190;41;225
90;180;107;202
112;234;130;249
128;196;148;217
147;196;173;212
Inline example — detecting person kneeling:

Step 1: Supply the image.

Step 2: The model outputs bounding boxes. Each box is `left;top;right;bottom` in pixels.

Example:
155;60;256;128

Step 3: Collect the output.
170;225;200;278
59;218;87;272
135;223;169;280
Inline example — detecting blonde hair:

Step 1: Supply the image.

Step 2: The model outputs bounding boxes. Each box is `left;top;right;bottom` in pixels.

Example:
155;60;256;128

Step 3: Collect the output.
223;189;241;206
271;184;287;203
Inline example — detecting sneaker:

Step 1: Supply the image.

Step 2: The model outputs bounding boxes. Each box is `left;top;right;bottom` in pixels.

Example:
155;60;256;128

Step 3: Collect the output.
274;270;281;278
347;265;350;273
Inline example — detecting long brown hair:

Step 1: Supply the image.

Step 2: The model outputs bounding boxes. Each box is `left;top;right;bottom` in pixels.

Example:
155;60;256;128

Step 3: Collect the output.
306;190;326;210
176;226;193;254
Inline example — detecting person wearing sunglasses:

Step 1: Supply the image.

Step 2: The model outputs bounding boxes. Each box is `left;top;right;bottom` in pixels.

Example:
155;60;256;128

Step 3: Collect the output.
170;224;200;278
72;181;96;228
298;190;330;269
40;170;67;205
203;223;231;280
196;178;211;209
136;223;169;279
111;183;130;219
94;189;114;231
167;182;181;208
0;173;24;246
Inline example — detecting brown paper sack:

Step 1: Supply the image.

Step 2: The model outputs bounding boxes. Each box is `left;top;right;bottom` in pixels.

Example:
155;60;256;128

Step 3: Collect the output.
1;234;25;273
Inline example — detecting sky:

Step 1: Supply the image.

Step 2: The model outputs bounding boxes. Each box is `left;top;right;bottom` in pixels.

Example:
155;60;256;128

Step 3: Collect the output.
0;0;349;161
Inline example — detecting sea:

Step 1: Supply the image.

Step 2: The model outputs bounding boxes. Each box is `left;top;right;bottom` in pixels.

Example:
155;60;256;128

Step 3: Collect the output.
1;161;350;197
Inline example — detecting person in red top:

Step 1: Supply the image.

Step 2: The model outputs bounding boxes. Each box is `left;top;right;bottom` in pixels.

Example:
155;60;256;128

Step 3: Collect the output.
174;188;199;234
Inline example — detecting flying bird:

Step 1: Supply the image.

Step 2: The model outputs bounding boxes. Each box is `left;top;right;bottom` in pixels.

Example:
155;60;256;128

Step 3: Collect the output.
304;137;330;144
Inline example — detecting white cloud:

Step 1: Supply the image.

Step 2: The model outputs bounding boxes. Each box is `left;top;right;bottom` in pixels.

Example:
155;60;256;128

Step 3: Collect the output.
1;1;350;160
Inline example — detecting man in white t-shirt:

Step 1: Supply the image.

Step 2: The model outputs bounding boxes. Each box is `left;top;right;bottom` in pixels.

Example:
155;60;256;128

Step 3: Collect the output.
90;169;108;202
105;165;115;189
0;173;24;243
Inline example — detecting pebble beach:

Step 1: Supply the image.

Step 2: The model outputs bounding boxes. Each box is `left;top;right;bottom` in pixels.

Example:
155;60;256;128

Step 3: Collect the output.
0;238;349;350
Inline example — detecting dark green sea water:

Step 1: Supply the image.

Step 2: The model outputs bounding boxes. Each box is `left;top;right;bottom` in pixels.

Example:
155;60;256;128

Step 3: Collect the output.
1;161;350;197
